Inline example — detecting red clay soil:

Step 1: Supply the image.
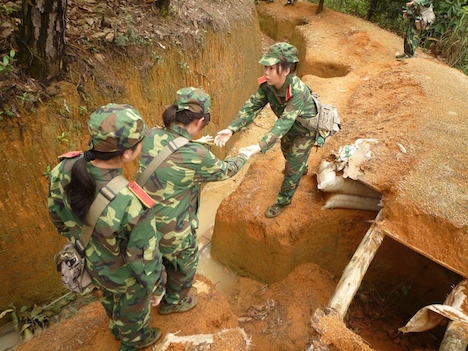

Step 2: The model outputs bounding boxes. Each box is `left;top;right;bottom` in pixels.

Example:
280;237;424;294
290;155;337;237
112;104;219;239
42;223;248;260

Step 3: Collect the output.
13;1;468;351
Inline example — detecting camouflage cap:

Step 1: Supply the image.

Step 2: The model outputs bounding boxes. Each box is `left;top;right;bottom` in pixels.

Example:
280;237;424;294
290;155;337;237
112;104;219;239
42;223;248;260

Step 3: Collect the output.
174;87;211;114
87;103;151;152
258;42;299;66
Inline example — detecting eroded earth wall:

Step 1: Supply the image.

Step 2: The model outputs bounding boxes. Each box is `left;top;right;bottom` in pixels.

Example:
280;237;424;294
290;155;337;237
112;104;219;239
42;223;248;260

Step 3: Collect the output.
0;6;262;310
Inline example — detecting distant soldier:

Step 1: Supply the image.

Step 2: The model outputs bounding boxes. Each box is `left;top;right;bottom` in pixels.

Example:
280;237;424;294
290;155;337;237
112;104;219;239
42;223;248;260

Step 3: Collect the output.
396;0;434;60
137;87;258;315
215;42;322;218
48;104;164;351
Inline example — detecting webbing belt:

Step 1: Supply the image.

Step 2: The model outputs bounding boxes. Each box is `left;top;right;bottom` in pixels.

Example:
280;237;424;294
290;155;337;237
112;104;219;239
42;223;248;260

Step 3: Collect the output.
136;136;189;187
75;175;129;254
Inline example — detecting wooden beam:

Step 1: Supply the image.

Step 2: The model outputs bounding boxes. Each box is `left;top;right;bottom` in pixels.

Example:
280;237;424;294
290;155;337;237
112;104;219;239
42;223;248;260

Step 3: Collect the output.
328;210;384;318
440;320;468;351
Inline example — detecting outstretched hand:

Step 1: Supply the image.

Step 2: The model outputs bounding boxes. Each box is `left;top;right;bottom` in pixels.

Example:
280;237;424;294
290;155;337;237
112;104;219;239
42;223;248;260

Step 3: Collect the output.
238;144;261;159
194;135;214;144
214;129;233;147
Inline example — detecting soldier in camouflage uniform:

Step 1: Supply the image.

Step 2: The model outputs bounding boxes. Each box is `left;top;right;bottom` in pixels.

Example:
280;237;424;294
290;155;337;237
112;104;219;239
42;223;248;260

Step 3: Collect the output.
48;104;164;351
137;87;258;315
215;42;320;218
396;0;433;60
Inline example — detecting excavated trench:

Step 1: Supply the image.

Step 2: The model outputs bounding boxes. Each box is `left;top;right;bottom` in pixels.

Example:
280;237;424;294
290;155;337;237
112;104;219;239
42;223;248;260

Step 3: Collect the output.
210;1;466;338
1;1;466;350
302;60;351;78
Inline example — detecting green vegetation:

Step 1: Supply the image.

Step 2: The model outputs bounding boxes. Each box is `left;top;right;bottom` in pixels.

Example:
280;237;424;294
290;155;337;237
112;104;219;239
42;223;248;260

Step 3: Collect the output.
306;0;468;75
0;3;18;16
151;52;164;65
178;61;191;74
18;92;31;105
0;291;96;342
79;105;88;115
0;50;16;76
43;165;51;179
426;1;468;73
57;132;69;144
0;107;15;120
114;28;153;47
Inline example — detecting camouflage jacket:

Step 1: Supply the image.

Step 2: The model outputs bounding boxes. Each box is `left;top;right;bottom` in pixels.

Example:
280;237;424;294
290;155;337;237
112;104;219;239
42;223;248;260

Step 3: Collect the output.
228;74;318;153
48;155;163;293
138;125;247;237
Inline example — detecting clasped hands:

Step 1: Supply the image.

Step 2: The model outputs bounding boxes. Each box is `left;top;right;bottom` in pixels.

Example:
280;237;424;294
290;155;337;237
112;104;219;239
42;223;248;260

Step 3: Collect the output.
197;128;260;159
238;144;261;159
214;128;260;158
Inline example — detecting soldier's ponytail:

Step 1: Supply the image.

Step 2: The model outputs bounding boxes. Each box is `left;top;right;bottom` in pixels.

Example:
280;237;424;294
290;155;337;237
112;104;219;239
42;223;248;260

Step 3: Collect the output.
65;157;96;223
65;146;138;223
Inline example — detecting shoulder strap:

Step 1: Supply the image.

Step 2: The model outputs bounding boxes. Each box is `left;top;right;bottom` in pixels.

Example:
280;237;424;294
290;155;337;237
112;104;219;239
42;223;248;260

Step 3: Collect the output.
75;175;129;254
137;136;189;187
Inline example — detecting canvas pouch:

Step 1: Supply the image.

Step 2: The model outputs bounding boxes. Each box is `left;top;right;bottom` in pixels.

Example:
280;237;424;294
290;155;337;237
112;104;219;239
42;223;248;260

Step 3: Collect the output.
296;92;341;147
54;242;92;293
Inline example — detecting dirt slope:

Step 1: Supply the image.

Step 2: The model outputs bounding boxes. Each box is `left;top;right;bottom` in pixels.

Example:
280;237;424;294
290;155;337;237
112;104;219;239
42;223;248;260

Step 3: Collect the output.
11;1;468;351
254;0;468;279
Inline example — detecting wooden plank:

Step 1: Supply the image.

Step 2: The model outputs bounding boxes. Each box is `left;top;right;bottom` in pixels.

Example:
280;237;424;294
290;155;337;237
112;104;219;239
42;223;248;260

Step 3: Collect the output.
440;320;468;351
328;210;384;318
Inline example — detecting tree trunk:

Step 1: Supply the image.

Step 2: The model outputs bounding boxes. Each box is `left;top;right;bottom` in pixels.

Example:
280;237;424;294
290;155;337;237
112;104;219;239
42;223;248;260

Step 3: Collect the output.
367;0;379;21
155;0;171;16
18;0;67;83
316;0;324;14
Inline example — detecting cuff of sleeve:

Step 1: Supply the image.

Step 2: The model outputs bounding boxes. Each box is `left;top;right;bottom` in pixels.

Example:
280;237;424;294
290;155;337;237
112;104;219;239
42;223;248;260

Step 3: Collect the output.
258;140;268;154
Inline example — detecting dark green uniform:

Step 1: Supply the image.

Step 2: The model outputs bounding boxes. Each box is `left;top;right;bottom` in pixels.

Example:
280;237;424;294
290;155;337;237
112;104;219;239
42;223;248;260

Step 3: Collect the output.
138;125;247;306
403;0;432;57
49;157;163;350
227;74;318;206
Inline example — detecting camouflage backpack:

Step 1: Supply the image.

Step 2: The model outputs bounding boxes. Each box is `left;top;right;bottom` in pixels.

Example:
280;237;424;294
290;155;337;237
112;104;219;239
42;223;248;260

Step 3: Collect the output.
417;3;435;30
296;92;342;147
54;175;129;293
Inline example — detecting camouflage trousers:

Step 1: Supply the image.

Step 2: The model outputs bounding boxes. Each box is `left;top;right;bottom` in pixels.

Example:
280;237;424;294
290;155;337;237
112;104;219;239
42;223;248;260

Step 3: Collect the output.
403;22;420;57
100;283;152;351
276;131;316;205
160;228;199;305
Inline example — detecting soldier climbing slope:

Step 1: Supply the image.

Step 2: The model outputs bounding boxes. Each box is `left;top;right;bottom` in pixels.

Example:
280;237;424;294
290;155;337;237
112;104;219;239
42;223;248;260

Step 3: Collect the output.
215;42;322;218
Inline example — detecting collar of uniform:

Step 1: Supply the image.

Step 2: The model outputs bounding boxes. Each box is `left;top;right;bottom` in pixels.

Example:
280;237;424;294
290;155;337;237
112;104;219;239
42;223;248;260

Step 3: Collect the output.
268;74;293;97
88;164;122;184
168;124;193;140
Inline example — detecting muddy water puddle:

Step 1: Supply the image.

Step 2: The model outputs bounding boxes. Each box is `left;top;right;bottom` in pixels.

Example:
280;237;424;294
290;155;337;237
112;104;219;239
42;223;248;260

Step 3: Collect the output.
196;177;245;297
